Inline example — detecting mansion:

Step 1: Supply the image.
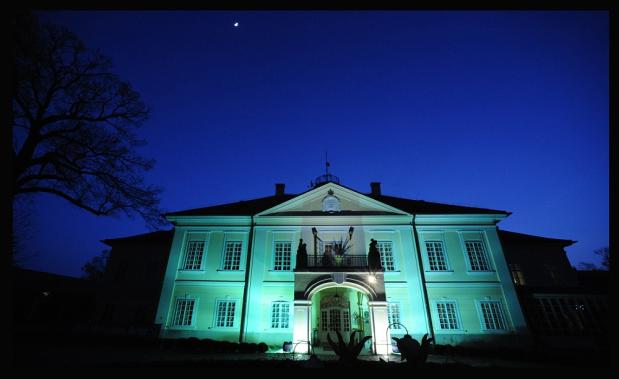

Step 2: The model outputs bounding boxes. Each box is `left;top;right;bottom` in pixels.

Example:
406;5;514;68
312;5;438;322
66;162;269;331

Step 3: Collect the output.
152;178;538;354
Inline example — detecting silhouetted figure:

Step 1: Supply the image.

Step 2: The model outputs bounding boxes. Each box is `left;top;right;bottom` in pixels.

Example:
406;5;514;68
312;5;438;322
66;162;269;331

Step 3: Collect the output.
296;239;308;269
368;238;383;273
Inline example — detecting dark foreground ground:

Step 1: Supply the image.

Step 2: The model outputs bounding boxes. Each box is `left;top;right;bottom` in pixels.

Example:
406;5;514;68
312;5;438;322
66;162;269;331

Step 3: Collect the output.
11;328;610;368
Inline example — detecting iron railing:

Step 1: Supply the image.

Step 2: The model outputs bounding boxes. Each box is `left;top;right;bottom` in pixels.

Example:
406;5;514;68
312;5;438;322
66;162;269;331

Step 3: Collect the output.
305;254;368;269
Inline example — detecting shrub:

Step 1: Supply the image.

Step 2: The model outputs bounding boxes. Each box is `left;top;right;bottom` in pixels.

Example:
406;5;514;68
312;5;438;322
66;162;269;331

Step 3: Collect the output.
283;341;293;352
257;342;268;353
392;334;434;367
326;330;372;365
186;337;200;352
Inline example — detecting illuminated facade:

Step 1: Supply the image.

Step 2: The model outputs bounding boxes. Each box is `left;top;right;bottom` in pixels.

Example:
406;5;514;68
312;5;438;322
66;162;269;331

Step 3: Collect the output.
154;181;530;353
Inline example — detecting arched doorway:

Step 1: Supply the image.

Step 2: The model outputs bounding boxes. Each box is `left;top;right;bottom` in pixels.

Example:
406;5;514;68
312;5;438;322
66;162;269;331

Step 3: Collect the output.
314;287;362;350
307;282;373;353
294;273;390;355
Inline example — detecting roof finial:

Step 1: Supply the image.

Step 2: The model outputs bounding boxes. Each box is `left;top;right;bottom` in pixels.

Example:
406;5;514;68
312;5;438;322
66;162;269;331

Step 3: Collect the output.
310;152;339;188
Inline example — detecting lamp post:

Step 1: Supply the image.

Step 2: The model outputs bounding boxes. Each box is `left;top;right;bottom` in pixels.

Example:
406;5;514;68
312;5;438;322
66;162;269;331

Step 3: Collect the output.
312;227;318;264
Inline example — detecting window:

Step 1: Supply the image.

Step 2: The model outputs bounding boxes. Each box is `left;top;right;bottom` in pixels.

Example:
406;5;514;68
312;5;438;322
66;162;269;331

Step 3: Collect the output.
182;240;205;270
465;240;492;271
378;241;395;271
425;241;449;271
172;298;196;326
534;295;606;336
321;310;328;331
342;310;350;332
215;300;236;327
387;302;402;329
509;264;526;285
329;309;341;331
273;242;292;271
319;241;333;255
271;301;290;329
436;301;460;330
222;241;242;270
479;301;507;330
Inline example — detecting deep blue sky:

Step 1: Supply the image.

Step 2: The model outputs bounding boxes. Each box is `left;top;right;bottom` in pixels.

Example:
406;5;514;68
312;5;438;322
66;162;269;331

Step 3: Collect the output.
19;11;608;277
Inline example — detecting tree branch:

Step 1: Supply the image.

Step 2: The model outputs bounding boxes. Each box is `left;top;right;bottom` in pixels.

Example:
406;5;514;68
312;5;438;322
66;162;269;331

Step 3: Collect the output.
16;186;107;215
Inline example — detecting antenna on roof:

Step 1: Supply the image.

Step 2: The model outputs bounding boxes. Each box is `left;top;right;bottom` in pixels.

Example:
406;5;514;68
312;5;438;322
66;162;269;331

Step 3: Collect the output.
325;150;330;175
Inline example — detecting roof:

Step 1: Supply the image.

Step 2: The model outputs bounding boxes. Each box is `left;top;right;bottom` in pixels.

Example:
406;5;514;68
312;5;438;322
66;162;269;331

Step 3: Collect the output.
265;210;402;216
368;194;510;215
498;229;576;247
101;230;175;246
166;195;296;217
165;184;510;217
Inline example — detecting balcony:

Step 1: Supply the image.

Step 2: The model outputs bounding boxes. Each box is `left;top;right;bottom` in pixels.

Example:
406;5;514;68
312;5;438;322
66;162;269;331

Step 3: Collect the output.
296;254;369;272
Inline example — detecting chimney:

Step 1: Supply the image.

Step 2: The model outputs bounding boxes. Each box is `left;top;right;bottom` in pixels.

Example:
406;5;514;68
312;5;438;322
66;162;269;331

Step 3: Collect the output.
275;183;285;196
370;182;381;196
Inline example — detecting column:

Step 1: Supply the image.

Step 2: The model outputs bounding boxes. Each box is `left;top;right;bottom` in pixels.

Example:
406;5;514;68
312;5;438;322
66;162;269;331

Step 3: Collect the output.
293;300;312;354
368;300;391;355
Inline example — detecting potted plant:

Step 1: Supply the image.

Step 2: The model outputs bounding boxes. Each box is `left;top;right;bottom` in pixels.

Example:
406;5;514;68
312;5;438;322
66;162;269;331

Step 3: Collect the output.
332;237;352;266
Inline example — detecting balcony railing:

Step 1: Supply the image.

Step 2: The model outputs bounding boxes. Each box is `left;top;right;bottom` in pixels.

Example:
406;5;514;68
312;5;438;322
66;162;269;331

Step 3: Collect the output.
300;254;368;271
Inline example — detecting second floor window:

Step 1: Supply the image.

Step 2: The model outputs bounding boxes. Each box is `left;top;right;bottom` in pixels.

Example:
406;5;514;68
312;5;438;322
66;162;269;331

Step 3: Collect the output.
425;241;448;271
182;240;205;270
378;241;395;271
465;240;492;271
509;263;526;285
273;242;292;271
172;298;196;326
222;241;242;270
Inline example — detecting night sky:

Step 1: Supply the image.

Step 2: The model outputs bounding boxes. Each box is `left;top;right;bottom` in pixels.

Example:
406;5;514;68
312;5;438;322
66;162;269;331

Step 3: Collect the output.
18;11;608;278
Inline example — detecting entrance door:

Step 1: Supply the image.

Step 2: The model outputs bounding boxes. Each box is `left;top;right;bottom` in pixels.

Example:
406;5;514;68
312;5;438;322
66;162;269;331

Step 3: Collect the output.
319;295;351;348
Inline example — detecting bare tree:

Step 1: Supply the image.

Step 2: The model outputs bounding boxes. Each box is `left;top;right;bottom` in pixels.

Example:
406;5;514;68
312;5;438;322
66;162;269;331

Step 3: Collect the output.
12;13;164;236
81;249;110;281
577;262;598;271
12;196;39;267
594;247;609;270
578;247;609;271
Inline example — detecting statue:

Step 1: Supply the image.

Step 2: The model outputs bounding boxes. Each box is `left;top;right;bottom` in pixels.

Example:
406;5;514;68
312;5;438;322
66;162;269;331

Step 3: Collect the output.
296;239;308;269
368;238;383;273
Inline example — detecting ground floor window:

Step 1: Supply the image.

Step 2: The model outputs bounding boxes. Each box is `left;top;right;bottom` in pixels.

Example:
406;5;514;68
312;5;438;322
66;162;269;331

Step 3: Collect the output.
215;300;236;327
271;301;290;329
479;301;507;330
436;301;460;330
172;298;196;326
387;302;402;329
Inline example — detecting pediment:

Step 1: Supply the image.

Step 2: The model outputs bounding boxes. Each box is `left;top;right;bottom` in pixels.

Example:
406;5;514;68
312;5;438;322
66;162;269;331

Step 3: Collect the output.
255;182;407;216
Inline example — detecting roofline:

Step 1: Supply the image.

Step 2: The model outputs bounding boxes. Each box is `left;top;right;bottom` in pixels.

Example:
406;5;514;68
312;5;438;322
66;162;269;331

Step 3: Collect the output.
165;180;512;218
498;229;576;246
101;229;174;246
